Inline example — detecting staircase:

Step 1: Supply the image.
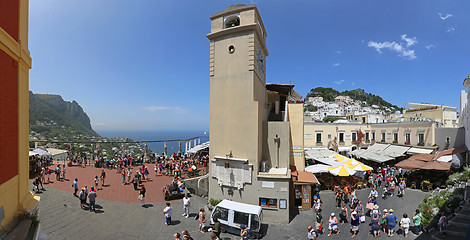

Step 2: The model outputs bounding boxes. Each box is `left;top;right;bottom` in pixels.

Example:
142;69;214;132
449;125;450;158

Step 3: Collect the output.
430;185;470;240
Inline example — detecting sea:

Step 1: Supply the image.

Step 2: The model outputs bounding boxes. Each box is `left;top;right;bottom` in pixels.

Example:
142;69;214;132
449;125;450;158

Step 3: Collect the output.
97;130;209;155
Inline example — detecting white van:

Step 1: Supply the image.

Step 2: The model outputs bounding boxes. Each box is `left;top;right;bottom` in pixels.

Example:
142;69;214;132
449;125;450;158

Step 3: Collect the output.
210;200;262;237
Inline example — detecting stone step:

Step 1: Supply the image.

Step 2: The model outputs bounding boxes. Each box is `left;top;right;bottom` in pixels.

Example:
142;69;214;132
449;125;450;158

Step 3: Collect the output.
450;215;470;224
455;212;470;220
449;219;468;228
445;224;468;237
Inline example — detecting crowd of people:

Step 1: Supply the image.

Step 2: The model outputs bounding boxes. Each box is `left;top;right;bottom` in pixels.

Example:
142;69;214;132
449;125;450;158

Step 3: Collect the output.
308;166;428;240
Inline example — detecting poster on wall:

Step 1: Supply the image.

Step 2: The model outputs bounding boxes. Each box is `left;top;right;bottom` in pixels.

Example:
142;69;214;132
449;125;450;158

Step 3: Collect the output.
279;199;287;209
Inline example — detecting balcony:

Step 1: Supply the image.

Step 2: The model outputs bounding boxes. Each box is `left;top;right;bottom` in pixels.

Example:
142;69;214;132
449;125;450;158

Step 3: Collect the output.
418;142;425;146
404;141;410;145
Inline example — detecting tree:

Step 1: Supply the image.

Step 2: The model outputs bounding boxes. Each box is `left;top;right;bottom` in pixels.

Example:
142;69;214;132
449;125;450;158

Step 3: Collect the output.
304;104;317;112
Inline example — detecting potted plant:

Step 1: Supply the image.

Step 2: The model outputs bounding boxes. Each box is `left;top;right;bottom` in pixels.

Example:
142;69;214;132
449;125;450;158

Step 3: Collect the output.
404;140;410;145
418;142;425;146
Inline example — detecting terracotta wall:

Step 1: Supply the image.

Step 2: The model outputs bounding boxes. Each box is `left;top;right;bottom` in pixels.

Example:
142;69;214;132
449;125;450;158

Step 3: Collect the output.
0;50;19;185
0;1;19;41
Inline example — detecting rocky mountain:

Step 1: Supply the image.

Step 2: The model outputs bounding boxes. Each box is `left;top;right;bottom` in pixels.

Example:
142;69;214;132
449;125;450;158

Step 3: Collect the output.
29;91;145;157
29;91;98;137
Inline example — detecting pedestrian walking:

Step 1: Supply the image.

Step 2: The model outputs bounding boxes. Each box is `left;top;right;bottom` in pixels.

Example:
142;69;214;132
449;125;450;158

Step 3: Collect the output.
381;209;388;234
139;185;146;206
55;165;61;181
211;218;221;239
45;167;50;183
72;178;78;196
94;176;99;190
339;203;348;224
385;209;398;237
88;186;97;212
350;211;360;238
121;169;126;185
182;193;191;218
173;232;181;240
307;225;317;240
100;169;106;186
438;212;447;238
240;224;248;240
163;202;173;225
62;164;66;180
328;213;340;236
412;209;422;235
370;213;381;238
400;213;411;238
198;208;206;234
181;230;193;240
127;167;132;183
78;188;87;209
315;208;323;234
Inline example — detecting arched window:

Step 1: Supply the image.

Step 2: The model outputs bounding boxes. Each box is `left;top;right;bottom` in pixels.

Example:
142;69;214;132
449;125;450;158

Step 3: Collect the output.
224;14;240;28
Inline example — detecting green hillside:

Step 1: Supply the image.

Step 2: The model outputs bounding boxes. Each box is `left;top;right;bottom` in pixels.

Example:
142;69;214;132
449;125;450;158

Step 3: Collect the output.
305;87;402;112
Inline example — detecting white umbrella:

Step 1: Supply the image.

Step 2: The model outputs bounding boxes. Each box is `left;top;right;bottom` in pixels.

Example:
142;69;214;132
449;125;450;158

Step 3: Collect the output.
328;165;356;176
305;164;330;174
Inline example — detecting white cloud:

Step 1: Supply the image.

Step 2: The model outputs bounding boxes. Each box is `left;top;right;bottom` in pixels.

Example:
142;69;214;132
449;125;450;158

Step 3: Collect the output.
425;44;435;50
401;34;417;47
351;82;356;86
438;12;453;20
336;50;341;54
334;80;345;84
367;34;418;60
447;27;455;32
143;106;187;114
333;63;340;67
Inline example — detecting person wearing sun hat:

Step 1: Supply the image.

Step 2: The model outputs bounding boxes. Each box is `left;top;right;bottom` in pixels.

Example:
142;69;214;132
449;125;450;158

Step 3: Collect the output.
328;213;340;236
385;209;398;237
381;209;388;234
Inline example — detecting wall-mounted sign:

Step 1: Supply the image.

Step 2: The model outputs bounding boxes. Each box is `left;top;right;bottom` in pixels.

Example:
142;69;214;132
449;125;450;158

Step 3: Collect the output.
292;145;302;150
279;199;287;209
292;152;303;157
262;181;275;188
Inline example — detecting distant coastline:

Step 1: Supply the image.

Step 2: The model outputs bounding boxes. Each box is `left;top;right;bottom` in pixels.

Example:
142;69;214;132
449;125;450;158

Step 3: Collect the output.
97;130;209;155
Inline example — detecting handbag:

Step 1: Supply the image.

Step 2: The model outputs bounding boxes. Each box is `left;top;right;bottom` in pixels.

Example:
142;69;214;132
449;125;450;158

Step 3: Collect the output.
360;216;366;222
138;194;143;200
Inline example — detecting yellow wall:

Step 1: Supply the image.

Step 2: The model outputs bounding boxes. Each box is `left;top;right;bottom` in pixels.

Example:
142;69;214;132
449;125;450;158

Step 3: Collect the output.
304;122;436;148
287;103;305;171
0;0;38;229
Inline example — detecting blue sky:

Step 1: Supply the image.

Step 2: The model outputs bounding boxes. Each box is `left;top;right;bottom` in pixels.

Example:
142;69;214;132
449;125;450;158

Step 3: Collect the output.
29;0;470;132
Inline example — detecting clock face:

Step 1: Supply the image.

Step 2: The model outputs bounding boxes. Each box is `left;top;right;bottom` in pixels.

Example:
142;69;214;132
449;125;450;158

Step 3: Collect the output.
256;45;265;77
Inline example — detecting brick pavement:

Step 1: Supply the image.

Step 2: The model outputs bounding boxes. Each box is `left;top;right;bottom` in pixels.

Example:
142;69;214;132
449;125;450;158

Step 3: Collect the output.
34;174;434;240
42;164;173;203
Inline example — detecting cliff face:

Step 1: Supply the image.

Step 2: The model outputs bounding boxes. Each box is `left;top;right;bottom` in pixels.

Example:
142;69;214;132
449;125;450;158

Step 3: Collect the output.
29;91;97;136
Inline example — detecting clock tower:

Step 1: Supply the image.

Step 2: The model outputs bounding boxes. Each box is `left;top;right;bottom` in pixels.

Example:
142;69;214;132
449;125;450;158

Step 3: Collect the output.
207;4;268;176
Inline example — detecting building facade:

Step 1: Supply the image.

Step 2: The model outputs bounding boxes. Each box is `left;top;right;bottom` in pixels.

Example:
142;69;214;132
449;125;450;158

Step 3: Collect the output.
403;103;458;128
0;0;38;232
305;121;437;150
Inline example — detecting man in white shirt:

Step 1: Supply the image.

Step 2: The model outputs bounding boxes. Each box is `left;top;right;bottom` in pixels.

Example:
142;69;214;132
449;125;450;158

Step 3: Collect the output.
307;225;317;240
163;202;173;226
182;193;191;218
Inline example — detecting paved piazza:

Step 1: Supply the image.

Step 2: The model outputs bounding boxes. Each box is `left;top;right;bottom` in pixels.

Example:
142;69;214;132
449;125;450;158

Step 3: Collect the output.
35;166;432;240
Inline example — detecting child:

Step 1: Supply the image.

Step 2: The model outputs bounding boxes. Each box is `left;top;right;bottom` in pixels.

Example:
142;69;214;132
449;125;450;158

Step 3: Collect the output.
94;176;99;190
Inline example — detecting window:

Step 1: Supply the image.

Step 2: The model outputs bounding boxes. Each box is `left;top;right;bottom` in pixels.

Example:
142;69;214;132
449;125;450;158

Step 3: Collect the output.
259;198;277;208
212;207;229;222
372;132;375;140
339;132;345;142
418;133;425;143
381;132;386;142
365;132;370;141
224;14;240;28
234;211;249;225
362;117;366;123
446;137;450;144
352;132;357;142
304;134;312;139
316;133;322;143
393;133;398;143
250;214;260;230
328;134;332;139
405;133;411;143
